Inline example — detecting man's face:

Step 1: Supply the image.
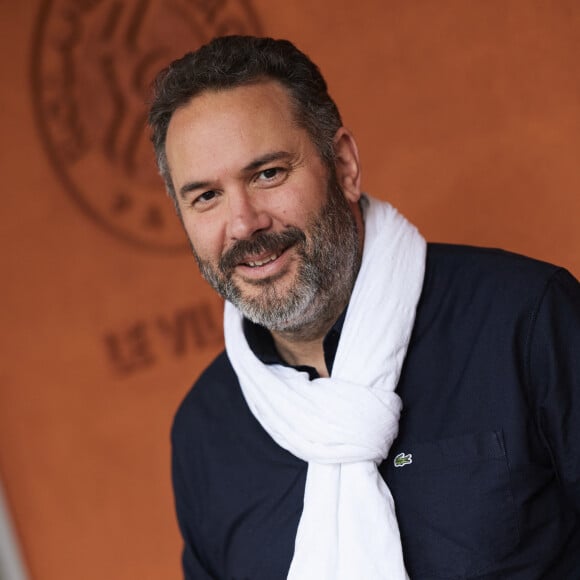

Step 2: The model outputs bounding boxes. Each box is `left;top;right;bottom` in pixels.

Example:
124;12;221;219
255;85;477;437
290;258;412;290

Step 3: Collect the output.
165;81;361;335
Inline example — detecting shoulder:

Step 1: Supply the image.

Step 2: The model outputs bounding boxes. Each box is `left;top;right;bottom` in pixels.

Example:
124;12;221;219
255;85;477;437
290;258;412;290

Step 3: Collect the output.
413;243;578;338
425;243;564;283
423;243;571;305
171;350;238;448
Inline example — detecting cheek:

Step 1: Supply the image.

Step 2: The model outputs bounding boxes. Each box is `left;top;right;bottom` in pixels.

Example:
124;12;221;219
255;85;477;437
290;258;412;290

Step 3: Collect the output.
275;183;327;226
182;219;223;262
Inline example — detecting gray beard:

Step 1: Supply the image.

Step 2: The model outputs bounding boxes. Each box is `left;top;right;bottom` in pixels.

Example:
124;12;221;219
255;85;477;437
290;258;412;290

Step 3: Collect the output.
194;186;361;337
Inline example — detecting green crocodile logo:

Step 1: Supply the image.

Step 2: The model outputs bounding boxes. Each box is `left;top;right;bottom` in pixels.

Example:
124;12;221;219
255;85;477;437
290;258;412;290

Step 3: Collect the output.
394;452;413;467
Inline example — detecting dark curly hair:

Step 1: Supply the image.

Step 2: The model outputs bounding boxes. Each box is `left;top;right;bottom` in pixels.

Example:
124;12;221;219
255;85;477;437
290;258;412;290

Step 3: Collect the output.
148;35;342;207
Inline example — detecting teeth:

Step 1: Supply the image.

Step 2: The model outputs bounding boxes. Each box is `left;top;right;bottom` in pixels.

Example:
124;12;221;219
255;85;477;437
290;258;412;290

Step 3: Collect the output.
247;253;279;267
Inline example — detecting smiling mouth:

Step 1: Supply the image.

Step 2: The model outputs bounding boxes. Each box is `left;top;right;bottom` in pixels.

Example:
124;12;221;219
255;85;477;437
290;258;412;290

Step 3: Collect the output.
220;227;306;275
244;252;281;267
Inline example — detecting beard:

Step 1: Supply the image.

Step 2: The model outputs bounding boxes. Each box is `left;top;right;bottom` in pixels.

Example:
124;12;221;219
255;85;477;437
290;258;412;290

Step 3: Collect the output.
193;181;362;336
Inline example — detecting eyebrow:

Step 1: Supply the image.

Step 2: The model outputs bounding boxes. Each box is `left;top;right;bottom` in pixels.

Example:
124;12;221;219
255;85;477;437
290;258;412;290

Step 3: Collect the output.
242;150;293;173
178;150;294;199
179;180;213;199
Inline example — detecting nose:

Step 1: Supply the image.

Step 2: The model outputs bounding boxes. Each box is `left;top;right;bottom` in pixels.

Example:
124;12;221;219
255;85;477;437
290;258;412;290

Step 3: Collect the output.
226;190;272;240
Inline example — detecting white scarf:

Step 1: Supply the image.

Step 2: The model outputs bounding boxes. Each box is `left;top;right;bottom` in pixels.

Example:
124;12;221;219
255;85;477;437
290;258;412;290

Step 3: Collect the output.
224;196;426;579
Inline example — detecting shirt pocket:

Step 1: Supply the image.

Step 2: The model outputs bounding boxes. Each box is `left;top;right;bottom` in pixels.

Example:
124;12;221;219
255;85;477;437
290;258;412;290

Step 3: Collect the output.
383;430;520;579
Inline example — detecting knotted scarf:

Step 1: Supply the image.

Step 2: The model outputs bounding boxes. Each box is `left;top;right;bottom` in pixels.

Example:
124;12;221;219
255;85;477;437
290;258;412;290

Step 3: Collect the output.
224;195;426;579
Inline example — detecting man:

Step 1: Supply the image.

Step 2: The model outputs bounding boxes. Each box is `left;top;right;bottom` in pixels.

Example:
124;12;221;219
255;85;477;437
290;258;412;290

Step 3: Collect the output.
148;36;580;579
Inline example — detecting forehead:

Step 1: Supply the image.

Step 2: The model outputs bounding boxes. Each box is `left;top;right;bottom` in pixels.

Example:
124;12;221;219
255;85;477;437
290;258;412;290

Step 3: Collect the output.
167;80;299;145
165;81;312;180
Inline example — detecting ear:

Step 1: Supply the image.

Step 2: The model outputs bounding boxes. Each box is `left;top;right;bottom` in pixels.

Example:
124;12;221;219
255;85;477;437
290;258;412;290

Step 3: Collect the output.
333;127;362;203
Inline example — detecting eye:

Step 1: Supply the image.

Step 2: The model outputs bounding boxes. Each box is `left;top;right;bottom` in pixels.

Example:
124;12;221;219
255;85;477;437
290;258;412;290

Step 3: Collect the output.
189;189;219;210
255;167;287;185
195;190;217;204
261;168;280;179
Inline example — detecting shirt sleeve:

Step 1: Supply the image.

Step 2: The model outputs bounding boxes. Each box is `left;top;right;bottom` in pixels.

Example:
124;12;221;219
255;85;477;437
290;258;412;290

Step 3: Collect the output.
528;267;580;513
172;440;216;579
181;542;215;580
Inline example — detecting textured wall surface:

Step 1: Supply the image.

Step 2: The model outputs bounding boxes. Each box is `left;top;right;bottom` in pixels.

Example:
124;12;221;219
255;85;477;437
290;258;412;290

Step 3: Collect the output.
1;1;579;578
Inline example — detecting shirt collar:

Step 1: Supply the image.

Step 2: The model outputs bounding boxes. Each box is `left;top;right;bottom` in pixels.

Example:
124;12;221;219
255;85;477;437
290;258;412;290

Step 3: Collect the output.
243;310;347;379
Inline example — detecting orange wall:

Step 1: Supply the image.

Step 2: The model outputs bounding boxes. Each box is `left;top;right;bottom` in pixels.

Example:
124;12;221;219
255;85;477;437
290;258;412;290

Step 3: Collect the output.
1;1;579;578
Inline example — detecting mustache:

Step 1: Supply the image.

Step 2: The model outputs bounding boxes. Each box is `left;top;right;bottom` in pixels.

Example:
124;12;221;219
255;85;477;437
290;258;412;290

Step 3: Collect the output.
219;228;306;273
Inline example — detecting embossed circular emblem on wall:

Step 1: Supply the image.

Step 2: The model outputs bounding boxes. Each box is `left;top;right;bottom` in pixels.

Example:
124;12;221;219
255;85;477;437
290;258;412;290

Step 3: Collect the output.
32;0;262;251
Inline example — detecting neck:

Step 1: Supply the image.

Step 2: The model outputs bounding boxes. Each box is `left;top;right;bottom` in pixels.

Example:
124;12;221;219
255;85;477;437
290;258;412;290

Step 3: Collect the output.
272;331;330;378
270;302;344;378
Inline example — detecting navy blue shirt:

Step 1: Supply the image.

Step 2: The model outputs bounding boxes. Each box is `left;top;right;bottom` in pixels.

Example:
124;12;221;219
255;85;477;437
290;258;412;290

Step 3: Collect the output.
171;244;580;579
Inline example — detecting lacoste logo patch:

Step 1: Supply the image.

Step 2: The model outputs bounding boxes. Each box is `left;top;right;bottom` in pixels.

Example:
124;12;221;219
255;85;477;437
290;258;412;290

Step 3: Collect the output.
394;452;413;467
